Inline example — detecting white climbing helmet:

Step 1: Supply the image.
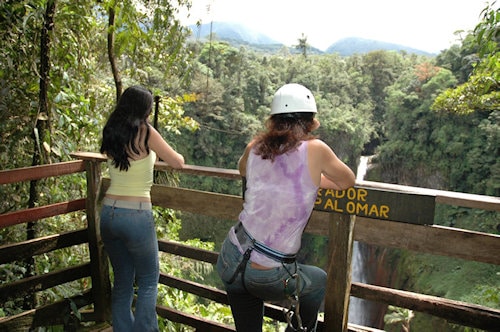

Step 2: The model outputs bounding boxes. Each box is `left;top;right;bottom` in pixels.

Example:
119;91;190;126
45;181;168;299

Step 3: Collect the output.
270;83;317;115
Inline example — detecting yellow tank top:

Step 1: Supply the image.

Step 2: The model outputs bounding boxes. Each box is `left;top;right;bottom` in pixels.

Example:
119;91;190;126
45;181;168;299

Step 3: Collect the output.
106;151;156;198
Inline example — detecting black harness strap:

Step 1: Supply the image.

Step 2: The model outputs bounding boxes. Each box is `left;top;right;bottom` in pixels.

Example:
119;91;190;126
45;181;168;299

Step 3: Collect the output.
234;222;297;263
227;222;297;287
227;222;308;331
227;247;252;285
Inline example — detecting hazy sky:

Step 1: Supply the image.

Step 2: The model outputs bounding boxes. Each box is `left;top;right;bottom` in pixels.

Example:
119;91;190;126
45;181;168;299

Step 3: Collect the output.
178;0;492;53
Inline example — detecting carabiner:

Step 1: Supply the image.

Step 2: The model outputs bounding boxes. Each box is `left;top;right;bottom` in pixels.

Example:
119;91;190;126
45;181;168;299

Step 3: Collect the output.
283;273;307;331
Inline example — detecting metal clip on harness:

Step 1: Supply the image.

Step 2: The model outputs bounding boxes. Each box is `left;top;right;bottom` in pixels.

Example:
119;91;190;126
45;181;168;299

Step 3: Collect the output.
283;273;307;331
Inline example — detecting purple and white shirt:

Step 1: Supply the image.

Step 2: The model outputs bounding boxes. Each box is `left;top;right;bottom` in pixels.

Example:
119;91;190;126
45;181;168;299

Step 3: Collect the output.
229;140;319;267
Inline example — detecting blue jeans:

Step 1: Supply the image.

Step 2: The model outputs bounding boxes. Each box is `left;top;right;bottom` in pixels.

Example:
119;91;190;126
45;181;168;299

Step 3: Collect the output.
100;204;159;332
216;237;326;332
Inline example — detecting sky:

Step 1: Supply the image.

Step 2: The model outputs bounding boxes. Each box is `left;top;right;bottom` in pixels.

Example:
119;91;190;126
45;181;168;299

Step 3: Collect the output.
177;0;493;53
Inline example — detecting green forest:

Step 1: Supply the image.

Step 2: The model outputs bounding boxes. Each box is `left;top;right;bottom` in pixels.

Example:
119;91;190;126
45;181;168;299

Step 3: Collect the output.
1;0;499;331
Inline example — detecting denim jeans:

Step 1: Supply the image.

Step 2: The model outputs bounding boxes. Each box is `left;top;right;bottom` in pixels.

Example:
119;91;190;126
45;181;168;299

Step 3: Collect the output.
100;204;159;332
216;237;326;332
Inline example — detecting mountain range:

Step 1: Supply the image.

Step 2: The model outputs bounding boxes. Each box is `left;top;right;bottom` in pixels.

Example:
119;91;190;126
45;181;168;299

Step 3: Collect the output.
188;22;435;56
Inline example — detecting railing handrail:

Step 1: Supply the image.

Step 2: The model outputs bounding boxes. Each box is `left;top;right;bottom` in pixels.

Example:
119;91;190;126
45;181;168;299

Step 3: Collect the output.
0;160;86;184
70;151;500;212
2;152;498;216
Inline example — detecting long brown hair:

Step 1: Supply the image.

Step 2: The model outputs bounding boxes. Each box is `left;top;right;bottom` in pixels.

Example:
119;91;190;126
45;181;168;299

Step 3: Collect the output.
254;112;317;161
100;86;153;170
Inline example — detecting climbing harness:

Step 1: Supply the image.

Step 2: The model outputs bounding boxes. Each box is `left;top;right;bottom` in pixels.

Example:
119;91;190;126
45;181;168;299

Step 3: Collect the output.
228;222;308;331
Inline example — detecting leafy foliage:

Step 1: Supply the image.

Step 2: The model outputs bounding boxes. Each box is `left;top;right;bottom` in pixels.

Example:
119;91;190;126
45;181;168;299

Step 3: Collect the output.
384;305;414;332
432;53;499;115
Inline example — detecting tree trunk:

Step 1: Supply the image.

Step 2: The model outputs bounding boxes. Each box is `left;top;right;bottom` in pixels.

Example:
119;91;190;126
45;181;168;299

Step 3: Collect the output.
107;4;122;101
24;0;57;310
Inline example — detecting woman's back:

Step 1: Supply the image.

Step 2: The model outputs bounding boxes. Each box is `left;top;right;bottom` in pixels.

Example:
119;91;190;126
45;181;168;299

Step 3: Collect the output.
239;141;318;266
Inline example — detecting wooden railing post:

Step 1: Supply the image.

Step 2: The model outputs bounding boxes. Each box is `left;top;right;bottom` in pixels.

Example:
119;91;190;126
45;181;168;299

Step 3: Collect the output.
84;159;112;322
324;213;356;332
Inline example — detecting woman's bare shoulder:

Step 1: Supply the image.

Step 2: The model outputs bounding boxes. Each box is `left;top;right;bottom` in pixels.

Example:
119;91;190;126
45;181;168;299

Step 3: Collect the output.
307;138;330;151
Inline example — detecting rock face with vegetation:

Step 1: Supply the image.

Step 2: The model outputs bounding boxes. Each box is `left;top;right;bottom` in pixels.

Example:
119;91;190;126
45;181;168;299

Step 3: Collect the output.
0;1;498;331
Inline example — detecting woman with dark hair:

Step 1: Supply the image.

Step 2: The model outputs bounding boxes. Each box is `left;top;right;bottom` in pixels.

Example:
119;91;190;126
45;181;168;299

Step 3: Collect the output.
216;83;355;332
100;85;184;332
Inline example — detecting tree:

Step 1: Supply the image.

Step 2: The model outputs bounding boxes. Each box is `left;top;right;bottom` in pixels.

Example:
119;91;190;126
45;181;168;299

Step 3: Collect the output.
431;1;499;195
432;1;499;115
101;0;194;100
377;64;458;188
106;0;122;100
360;50;420;150
295;33;309;58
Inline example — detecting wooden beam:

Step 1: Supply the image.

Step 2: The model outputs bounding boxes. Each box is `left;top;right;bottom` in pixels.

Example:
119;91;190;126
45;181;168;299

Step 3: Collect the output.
159;273;229;305
359;180;500;212
151;184;242;220
156;163;241;180
308;212;500;265
354;217;500;266
0;229;88;264
158;240;219;264
0;160;85;184
70;151;241;180
0;199;86;229
351;282;500;331
156;305;236;332
0;263;91;301
324;214;356;332
84;159;112;323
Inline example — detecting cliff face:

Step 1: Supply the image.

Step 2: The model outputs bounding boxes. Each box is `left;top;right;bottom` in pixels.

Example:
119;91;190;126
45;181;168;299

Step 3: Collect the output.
374;161;448;191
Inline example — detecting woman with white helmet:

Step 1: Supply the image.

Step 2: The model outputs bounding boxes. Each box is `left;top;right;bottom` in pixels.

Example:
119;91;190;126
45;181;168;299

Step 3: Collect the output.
216;83;355;331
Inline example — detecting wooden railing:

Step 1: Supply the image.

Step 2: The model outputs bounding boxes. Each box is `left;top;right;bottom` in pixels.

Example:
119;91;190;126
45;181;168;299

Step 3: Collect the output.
0;153;499;332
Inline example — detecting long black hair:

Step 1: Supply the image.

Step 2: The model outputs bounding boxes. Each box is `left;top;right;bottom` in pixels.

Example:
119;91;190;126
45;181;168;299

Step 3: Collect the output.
254;112;317;161
100;86;153;171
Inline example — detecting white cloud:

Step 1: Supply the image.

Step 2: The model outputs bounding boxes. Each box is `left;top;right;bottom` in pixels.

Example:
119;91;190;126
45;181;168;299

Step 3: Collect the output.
179;0;491;53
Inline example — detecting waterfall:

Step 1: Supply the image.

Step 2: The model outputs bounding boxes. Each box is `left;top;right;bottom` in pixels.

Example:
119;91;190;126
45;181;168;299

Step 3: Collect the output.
348;156;372;325
356;155;370;182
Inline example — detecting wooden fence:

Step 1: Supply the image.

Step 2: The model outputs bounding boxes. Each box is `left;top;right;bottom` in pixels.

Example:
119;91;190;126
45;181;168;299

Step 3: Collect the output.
0;152;499;331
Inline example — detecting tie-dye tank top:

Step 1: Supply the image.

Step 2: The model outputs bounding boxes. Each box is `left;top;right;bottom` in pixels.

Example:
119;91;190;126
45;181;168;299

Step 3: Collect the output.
229;140;319;267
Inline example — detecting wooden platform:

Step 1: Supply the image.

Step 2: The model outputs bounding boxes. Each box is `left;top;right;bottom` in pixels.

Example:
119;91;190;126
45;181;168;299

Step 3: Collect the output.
76;322;384;332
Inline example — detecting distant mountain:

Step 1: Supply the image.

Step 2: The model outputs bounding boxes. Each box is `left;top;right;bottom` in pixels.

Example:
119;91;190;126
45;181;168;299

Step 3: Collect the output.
188;21;278;45
188;22;293;54
326;37;434;56
187;22;434;56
